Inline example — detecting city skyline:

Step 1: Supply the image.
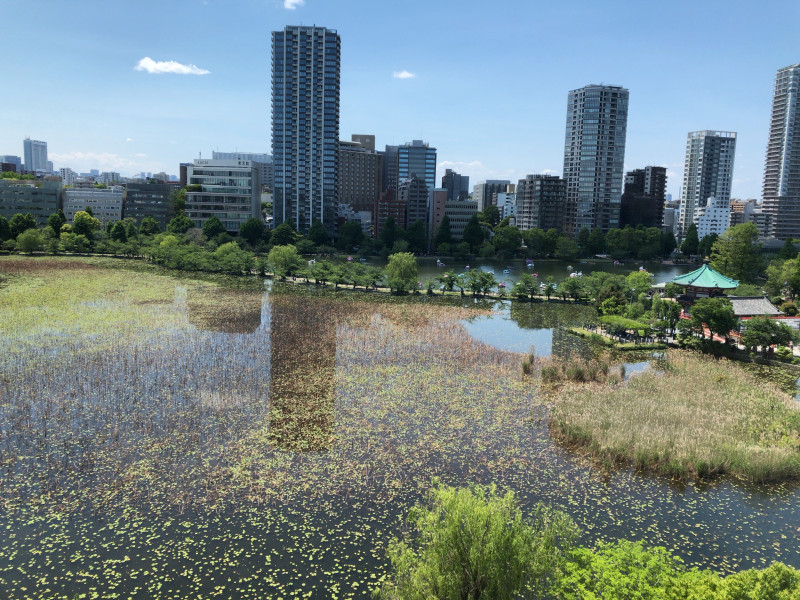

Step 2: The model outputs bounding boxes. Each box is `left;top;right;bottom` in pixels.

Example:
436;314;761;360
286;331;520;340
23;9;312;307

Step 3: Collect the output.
2;0;799;200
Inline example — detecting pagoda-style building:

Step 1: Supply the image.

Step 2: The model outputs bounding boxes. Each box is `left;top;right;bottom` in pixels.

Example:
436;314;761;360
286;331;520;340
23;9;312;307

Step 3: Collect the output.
672;264;738;303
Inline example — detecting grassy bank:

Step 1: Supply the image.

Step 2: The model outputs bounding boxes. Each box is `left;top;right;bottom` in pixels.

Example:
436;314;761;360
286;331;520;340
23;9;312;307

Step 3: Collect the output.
549;350;800;482
568;326;668;350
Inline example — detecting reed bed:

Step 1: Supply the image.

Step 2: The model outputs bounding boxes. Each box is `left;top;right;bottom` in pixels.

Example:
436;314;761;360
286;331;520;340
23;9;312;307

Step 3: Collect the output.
550;350;800;482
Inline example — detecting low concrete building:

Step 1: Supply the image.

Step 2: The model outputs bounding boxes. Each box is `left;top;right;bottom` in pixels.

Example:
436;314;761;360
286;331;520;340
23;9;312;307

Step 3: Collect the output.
185;159;262;234
63;187;124;225
0;179;61;227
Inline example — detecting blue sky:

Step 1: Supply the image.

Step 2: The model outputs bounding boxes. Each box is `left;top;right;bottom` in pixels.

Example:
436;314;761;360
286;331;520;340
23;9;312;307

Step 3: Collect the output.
3;0;798;199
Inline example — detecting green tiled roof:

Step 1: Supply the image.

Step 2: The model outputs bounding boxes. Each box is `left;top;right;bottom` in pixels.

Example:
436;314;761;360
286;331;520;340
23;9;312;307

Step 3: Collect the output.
672;264;739;289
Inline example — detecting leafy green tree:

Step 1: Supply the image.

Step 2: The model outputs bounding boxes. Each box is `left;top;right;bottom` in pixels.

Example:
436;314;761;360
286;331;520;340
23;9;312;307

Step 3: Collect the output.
404;220;427;254
605;228;627;259
493;225;522;256
710;222;763;283
201;216;226;239
434;214;453;247
560;276;587;301
167;214;195;234
462;214;484;251
0;215;10;242
778;238;798;260
555;540;700;600
213;241;254;275
512;273;538;300
239;217;267;246
625;270;654;299
576;228;591;257
681;223;699;256
60;232;90;253
385;252;418;294
171;188;187;214
110;221;127;242
661;230;677;257
379;482;578;600
9;213;37;239
381;216;401;248
307;220;329;247
16;228;43;253
479;204;501;227
138;216;160;236
588;228;606;255
555;236;579;260
690;297;738;341
437;269;458;292
464;269;497;297
71;211;101;238
741;316;798;352
47;209;66;233
697;233;719;258
271;222;299;247
267;244;303;279
337;220;365;251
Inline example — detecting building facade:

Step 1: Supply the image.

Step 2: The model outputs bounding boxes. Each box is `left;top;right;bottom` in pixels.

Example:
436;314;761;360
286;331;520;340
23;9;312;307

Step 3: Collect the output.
695;196;731;240
678;130;737;236
185;159;261;233
562;84;629;236
272;25;340;235
397;140;436;195
124;183;176;230
212;151;274;190
338;138;382;215
444;199;479;240
515;174;566;231
0;180;61;226
620;166;667;229
374;188;406;238
762;64;800;239
442;169;470;202
23;138;48;173
63;187;124;225
473;180;510;212
399;174;429;227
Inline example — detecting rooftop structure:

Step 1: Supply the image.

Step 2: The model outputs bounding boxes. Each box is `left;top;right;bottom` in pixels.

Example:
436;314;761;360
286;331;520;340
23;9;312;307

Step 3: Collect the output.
672;264;738;299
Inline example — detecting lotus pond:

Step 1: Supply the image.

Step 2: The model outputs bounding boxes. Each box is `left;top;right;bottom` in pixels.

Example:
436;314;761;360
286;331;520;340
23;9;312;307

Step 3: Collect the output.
1;257;799;600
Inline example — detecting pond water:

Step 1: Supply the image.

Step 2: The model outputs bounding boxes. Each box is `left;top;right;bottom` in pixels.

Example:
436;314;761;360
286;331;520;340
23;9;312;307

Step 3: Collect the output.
1;267;799;599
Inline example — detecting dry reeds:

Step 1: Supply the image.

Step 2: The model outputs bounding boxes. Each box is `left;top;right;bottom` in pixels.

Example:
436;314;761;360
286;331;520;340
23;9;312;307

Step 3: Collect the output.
550;350;800;483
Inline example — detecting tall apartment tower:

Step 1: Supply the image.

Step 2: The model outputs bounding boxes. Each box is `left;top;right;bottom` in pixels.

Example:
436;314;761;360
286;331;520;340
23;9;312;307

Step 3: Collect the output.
762;64;800;239
562;84;629;236
271;25;341;235
23;138;48;173
678;131;737;236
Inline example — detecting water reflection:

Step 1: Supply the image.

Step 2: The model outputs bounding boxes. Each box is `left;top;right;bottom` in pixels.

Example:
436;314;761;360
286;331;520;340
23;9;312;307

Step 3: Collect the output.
268;295;337;451
188;288;263;334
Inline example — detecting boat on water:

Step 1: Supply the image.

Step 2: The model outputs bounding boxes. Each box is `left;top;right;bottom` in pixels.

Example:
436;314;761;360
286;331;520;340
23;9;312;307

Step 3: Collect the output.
347;256;354;262
503;269;510;274
498;282;506;288
436;259;446;267
359;257;367;263
567;265;573;271
308;259;316;266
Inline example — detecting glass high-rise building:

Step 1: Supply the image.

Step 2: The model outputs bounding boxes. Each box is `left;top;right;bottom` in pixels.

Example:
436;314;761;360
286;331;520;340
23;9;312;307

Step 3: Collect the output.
562;84;629;236
271;26;340;235
678;131;736;237
23;138;48;173
762;63;800;240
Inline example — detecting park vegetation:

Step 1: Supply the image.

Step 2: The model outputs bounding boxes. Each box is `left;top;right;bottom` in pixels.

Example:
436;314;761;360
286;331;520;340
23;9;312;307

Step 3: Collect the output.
549;350;800;483
379;481;800;599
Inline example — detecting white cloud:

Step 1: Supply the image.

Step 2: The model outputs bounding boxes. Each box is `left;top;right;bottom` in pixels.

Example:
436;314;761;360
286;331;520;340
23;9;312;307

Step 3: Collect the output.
125;137;133;143
393;70;416;79
134;57;210;75
284;0;304;8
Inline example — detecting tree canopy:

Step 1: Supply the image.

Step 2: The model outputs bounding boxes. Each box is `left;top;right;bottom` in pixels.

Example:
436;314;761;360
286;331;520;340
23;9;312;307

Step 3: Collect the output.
385;252;418;294
681;223;699;256
71;211;101;238
378;481;578;600
710;223;763;283
9;213;37;239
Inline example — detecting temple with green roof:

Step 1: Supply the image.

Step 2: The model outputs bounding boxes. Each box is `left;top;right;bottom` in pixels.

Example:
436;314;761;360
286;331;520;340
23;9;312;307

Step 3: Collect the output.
671;264;739;300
